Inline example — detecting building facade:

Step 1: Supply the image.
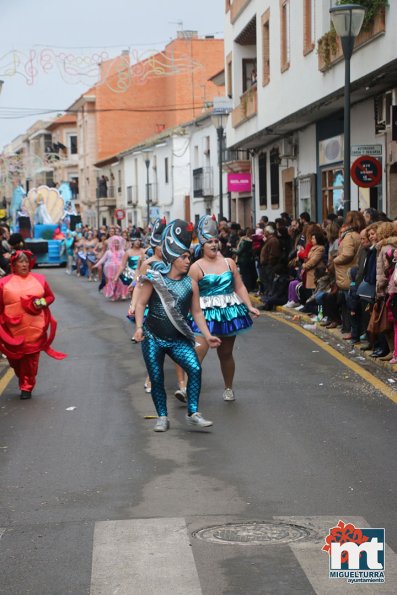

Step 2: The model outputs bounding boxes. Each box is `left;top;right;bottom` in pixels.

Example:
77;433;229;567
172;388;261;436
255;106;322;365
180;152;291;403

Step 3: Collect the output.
225;0;397;221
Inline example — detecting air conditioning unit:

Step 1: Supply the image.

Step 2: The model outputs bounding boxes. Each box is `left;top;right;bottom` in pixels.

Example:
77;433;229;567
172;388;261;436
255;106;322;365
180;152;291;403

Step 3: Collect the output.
280;137;296;158
319;135;343;166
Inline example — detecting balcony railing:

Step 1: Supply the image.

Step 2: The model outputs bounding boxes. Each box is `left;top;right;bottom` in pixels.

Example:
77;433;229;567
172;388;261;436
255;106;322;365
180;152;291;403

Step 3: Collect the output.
231;84;257;128
318;10;386;72
193;167;214;198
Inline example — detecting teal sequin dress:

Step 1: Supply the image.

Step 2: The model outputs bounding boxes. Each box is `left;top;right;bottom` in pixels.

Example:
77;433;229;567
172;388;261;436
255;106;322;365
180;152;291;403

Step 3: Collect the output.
190;264;253;336
120;255;140;285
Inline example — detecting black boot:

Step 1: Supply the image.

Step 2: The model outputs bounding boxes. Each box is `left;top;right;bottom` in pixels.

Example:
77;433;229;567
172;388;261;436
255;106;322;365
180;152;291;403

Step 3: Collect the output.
20;390;32;399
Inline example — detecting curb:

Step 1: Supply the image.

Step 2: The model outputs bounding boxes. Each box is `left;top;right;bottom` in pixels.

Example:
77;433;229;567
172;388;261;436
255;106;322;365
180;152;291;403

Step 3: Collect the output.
249;293;396;375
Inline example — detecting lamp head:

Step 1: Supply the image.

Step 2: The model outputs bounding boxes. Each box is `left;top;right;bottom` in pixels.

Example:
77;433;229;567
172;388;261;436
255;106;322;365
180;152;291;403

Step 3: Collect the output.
329;4;366;38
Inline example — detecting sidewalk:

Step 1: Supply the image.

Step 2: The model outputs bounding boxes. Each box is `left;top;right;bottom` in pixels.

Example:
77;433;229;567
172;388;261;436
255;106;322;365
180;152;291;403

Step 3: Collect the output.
249;293;397;377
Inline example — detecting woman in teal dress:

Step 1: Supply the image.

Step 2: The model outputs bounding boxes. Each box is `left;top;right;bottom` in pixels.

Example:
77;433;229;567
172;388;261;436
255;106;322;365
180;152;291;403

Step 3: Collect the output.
114;237;145;288
189;215;260;402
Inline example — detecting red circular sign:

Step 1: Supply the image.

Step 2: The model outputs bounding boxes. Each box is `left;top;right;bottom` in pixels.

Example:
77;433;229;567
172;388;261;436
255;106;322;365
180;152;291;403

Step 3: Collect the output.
350;155;382;188
115;208;126;220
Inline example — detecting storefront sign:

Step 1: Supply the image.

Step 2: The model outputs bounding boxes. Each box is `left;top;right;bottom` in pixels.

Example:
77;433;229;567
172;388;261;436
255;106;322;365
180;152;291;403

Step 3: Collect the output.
350;155;382;188
351;144;382;157
227;172;252;193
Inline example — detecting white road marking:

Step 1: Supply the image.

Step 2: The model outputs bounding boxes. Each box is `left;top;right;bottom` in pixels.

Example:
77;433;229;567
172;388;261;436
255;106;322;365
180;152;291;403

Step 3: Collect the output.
278;516;397;594
90;517;202;595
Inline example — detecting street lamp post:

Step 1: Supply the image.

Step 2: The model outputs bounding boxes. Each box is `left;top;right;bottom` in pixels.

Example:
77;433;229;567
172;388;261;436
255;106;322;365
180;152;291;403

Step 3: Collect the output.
211;111;229;220
330;4;366;214
144;157;150;226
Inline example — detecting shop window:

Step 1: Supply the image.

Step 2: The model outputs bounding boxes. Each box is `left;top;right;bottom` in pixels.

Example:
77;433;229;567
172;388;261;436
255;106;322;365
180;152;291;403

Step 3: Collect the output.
321;167;344;216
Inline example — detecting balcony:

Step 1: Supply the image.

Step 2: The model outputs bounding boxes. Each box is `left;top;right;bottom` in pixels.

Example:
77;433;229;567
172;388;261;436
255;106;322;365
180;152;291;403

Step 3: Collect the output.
231;84;257;128
223;149;251;173
230;0;251;24
318;10;386;72
193;167;214;198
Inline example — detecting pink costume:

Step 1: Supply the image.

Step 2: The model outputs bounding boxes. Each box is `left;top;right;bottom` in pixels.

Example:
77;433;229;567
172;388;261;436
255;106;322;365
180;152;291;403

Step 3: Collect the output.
96;235;129;300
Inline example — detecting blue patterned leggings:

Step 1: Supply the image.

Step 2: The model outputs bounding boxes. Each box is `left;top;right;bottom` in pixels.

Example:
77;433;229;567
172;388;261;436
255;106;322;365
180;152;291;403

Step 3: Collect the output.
141;332;201;416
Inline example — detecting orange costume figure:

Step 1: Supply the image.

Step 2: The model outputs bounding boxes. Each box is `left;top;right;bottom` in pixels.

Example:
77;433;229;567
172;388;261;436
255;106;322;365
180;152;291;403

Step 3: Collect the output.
0;251;67;399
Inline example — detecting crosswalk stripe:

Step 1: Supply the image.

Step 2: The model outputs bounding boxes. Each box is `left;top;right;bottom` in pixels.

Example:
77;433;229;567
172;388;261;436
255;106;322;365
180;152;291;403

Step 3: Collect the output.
90;517;202;595
278;516;397;595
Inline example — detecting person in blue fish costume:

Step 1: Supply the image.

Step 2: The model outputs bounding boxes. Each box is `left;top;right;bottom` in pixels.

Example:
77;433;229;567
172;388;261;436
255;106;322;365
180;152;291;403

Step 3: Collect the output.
189;215;260;402
133;219;221;432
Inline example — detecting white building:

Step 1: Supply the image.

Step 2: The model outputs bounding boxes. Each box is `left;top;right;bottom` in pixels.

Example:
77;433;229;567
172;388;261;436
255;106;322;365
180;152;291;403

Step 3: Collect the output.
95;113;232;228
225;0;397;221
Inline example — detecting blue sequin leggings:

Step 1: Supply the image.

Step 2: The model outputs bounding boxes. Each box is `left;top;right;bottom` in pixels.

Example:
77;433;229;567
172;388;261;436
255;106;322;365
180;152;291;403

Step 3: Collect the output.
141;330;201;417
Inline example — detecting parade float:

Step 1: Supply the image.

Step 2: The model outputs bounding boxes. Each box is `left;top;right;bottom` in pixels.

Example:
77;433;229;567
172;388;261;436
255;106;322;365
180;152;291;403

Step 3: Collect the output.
16;185;69;266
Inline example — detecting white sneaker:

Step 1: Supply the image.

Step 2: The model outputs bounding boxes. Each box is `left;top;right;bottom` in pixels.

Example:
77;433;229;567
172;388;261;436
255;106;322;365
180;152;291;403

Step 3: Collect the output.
144;382;151;394
185;412;213;428
223;388;235;401
284;300;298;308
154;416;169;432
174;387;187;403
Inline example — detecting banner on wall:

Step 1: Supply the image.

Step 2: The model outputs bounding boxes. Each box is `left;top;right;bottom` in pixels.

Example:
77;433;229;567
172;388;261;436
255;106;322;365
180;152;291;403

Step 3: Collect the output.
227;172;252;193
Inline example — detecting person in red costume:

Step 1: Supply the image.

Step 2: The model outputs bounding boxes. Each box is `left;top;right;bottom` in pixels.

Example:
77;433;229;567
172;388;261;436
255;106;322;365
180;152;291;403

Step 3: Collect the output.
0;251;67;399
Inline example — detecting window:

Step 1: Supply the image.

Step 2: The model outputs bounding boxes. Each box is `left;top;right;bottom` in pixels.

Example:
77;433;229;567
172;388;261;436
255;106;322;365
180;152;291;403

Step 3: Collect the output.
303;0;315;55
127;186;133;205
258;153;267;207
165;157;169;184
68;134;78;155
298;177;312;217
322;167;344;215
242;59;257;93
280;0;290;72
270;149;280;207
226;52;233;98
261;9;270;86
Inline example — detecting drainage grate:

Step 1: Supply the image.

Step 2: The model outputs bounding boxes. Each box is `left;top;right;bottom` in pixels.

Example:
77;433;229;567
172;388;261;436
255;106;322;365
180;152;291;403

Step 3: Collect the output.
192;521;310;546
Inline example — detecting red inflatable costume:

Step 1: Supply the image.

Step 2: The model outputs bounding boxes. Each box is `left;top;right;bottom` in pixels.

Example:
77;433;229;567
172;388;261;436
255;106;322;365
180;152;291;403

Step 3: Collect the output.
0;251;67;398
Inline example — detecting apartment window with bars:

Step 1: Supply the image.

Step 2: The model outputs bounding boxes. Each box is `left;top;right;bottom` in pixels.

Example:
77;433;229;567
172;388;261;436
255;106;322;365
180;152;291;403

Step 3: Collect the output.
280;0;290;72
258;153;268;207
165;157;169;184
262;9;270;86
303;0;315;55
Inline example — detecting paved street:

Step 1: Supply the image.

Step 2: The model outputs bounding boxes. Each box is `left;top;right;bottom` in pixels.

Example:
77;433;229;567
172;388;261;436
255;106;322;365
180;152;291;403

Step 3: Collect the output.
0;269;397;594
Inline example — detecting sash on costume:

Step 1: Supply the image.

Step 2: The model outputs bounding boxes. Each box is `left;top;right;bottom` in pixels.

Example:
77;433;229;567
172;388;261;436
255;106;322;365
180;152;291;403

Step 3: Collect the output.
142;270;195;346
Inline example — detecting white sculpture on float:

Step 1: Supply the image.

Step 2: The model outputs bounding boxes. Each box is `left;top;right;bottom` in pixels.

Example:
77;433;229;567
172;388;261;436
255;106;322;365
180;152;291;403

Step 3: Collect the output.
22;186;65;226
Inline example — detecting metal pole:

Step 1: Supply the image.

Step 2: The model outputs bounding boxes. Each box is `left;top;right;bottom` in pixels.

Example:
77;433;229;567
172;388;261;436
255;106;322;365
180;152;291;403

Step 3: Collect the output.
218;126;224;219
343;53;351;214
341;35;354;215
145;158;150;226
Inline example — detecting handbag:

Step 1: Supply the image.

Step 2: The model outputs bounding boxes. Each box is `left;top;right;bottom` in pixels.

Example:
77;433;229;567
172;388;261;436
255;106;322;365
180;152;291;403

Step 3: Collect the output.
357;280;376;303
367;298;391;336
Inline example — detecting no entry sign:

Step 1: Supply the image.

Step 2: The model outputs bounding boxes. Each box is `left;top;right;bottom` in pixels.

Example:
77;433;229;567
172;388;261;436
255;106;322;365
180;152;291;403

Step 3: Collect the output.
350;155;382;188
115;209;126;220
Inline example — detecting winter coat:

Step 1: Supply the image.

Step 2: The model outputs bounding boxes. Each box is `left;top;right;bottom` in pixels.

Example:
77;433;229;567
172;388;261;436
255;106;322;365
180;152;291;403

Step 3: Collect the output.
301;245;325;289
333;230;361;290
259;236;280;267
375;237;397;297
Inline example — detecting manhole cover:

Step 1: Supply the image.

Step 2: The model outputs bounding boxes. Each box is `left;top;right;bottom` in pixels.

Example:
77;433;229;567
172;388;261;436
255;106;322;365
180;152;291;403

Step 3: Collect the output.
193;521;310;545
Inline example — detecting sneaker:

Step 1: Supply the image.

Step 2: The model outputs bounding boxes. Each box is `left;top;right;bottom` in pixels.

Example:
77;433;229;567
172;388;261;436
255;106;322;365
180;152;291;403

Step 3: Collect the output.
387;356;397;364
20;390;32;400
153;416;169;432
295;305;305;311
185;412;213;428
223;388;235;401
144;382;151;394
284;300;299;308
174;387;187;403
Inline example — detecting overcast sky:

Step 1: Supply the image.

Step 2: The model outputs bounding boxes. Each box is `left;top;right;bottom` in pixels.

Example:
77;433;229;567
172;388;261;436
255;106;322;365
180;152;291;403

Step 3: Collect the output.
0;0;225;149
